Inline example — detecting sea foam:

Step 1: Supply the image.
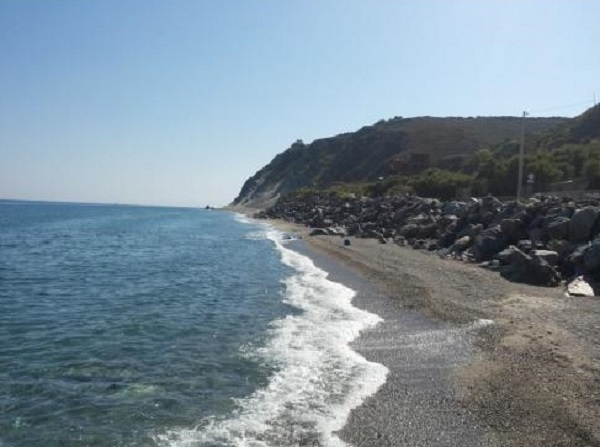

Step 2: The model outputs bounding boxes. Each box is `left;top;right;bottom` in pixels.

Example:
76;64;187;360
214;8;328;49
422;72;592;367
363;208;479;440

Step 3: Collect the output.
154;221;388;447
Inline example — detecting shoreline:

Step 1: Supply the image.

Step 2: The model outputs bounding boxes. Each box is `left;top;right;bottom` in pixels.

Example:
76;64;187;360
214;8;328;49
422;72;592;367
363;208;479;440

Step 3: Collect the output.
265;217;600;446
287;237;493;446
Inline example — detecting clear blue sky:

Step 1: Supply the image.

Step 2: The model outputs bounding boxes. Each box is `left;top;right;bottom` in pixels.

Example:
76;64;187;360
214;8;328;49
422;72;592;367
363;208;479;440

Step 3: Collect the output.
1;0;598;207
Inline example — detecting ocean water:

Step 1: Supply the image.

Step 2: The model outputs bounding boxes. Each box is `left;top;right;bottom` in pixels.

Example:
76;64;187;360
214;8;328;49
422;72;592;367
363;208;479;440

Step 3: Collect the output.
0;201;387;447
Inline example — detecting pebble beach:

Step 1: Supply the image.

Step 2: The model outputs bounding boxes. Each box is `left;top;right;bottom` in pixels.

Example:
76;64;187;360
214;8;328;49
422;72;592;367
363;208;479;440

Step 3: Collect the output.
272;219;600;447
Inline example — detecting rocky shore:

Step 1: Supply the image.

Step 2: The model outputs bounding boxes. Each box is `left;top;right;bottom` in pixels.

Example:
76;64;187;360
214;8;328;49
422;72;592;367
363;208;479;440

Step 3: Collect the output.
257;193;600;294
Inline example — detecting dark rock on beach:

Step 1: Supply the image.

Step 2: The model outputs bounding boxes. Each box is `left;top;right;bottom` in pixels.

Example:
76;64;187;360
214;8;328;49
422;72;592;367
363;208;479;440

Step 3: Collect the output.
256;192;600;292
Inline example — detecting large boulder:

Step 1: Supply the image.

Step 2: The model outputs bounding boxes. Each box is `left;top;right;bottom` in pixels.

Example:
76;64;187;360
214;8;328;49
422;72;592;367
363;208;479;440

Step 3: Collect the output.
472;225;508;262
442;201;465;216
399;223;420;238
569;207;599;243
450;235;472;253
495;246;521;266
563;244;590;277
531;249;559;266
457;223;484;239
583;237;600;274
500;218;525;242
546;216;571;240
500;248;561;287
546;239;572;257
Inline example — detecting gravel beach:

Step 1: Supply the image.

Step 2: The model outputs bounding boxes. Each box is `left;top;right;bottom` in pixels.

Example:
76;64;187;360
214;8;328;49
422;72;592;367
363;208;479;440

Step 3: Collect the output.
271;219;600;447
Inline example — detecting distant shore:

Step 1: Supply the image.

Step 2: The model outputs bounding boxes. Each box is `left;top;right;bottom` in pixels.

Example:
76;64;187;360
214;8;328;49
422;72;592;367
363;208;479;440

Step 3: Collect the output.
260;216;600;446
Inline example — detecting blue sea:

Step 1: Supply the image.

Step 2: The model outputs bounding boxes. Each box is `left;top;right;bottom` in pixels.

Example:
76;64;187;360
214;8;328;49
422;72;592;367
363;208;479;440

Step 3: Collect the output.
0;201;386;447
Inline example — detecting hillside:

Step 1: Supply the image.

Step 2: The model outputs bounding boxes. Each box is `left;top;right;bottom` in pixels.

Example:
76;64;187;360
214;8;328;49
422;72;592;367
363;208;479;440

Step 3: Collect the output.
542;103;600;148
232;115;569;207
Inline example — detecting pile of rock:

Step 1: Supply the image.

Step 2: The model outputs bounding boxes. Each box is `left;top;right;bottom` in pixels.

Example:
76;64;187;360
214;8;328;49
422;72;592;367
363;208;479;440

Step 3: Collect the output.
256;192;600;294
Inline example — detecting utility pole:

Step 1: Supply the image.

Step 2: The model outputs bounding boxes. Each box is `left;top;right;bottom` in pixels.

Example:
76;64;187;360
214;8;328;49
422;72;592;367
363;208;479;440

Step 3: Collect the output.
516;111;529;202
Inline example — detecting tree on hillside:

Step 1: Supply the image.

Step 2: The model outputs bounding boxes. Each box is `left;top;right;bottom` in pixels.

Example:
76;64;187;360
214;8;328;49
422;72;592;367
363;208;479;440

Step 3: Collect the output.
525;151;563;190
410;169;473;200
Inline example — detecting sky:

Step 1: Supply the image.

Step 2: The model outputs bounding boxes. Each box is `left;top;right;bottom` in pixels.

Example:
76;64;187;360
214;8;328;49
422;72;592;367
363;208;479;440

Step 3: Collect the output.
0;0;599;207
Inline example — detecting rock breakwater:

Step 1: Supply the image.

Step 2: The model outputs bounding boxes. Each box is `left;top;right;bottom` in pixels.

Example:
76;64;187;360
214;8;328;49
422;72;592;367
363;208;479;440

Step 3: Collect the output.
256;193;600;293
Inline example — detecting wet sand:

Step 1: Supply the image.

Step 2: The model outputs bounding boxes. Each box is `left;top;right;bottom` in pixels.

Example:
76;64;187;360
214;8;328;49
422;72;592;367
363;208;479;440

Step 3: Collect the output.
271;219;600;447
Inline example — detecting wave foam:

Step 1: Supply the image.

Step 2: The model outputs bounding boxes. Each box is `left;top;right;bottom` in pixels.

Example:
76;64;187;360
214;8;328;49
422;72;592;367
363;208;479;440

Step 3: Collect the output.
154;227;388;447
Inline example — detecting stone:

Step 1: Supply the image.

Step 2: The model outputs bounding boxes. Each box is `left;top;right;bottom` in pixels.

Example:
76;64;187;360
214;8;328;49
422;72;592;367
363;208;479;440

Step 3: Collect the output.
500;218;524;241
438;231;457;248
516;239;533;252
412;239;426;250
546;217;571;240
528;227;544;244
480;259;501;271
394;236;407;246
531;250;560;266
546;239;571;257
442;201;465;216
451;235;472;252
326;226;346;237
500;248;560;287
566;276;595;297
583;237;600;273
569;207;599;243
472;225;507;262
495;246;520;266
399;223;420;238
309;228;329;236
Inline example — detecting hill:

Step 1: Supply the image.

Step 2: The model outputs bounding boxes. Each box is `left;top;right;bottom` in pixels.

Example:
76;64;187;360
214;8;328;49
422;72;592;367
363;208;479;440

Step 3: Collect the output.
232;115;569;207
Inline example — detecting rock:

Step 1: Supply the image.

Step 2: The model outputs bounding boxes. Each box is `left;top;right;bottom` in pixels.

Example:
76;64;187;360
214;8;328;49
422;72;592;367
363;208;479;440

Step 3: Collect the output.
500;248;560;287
482;195;502;208
426;240;438;251
495;246;520;266
528;227;544;244
412;239;426;250
442;201;465;216
451;235;472;252
563;244;590;277
438;231;457;248
472;225;508;262
394;236;407;246
569;207;599;243
546;217;571;240
343;238;351;246
583;237;600;273
480;259;501;271
258;192;600;288
406;213;432;225
399;223;420;238
326;226;346;237
546;239;571;257
531;249;559;266
500;218;524;242
516;239;533;253
566;276;595;297
417;223;439;239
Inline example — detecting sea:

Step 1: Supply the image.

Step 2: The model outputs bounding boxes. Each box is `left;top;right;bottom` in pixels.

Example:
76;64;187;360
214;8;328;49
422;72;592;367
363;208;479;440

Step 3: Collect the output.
0;201;387;447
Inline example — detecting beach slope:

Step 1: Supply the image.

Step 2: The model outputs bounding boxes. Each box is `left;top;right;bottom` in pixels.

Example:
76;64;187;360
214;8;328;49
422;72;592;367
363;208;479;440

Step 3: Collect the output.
275;220;600;447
